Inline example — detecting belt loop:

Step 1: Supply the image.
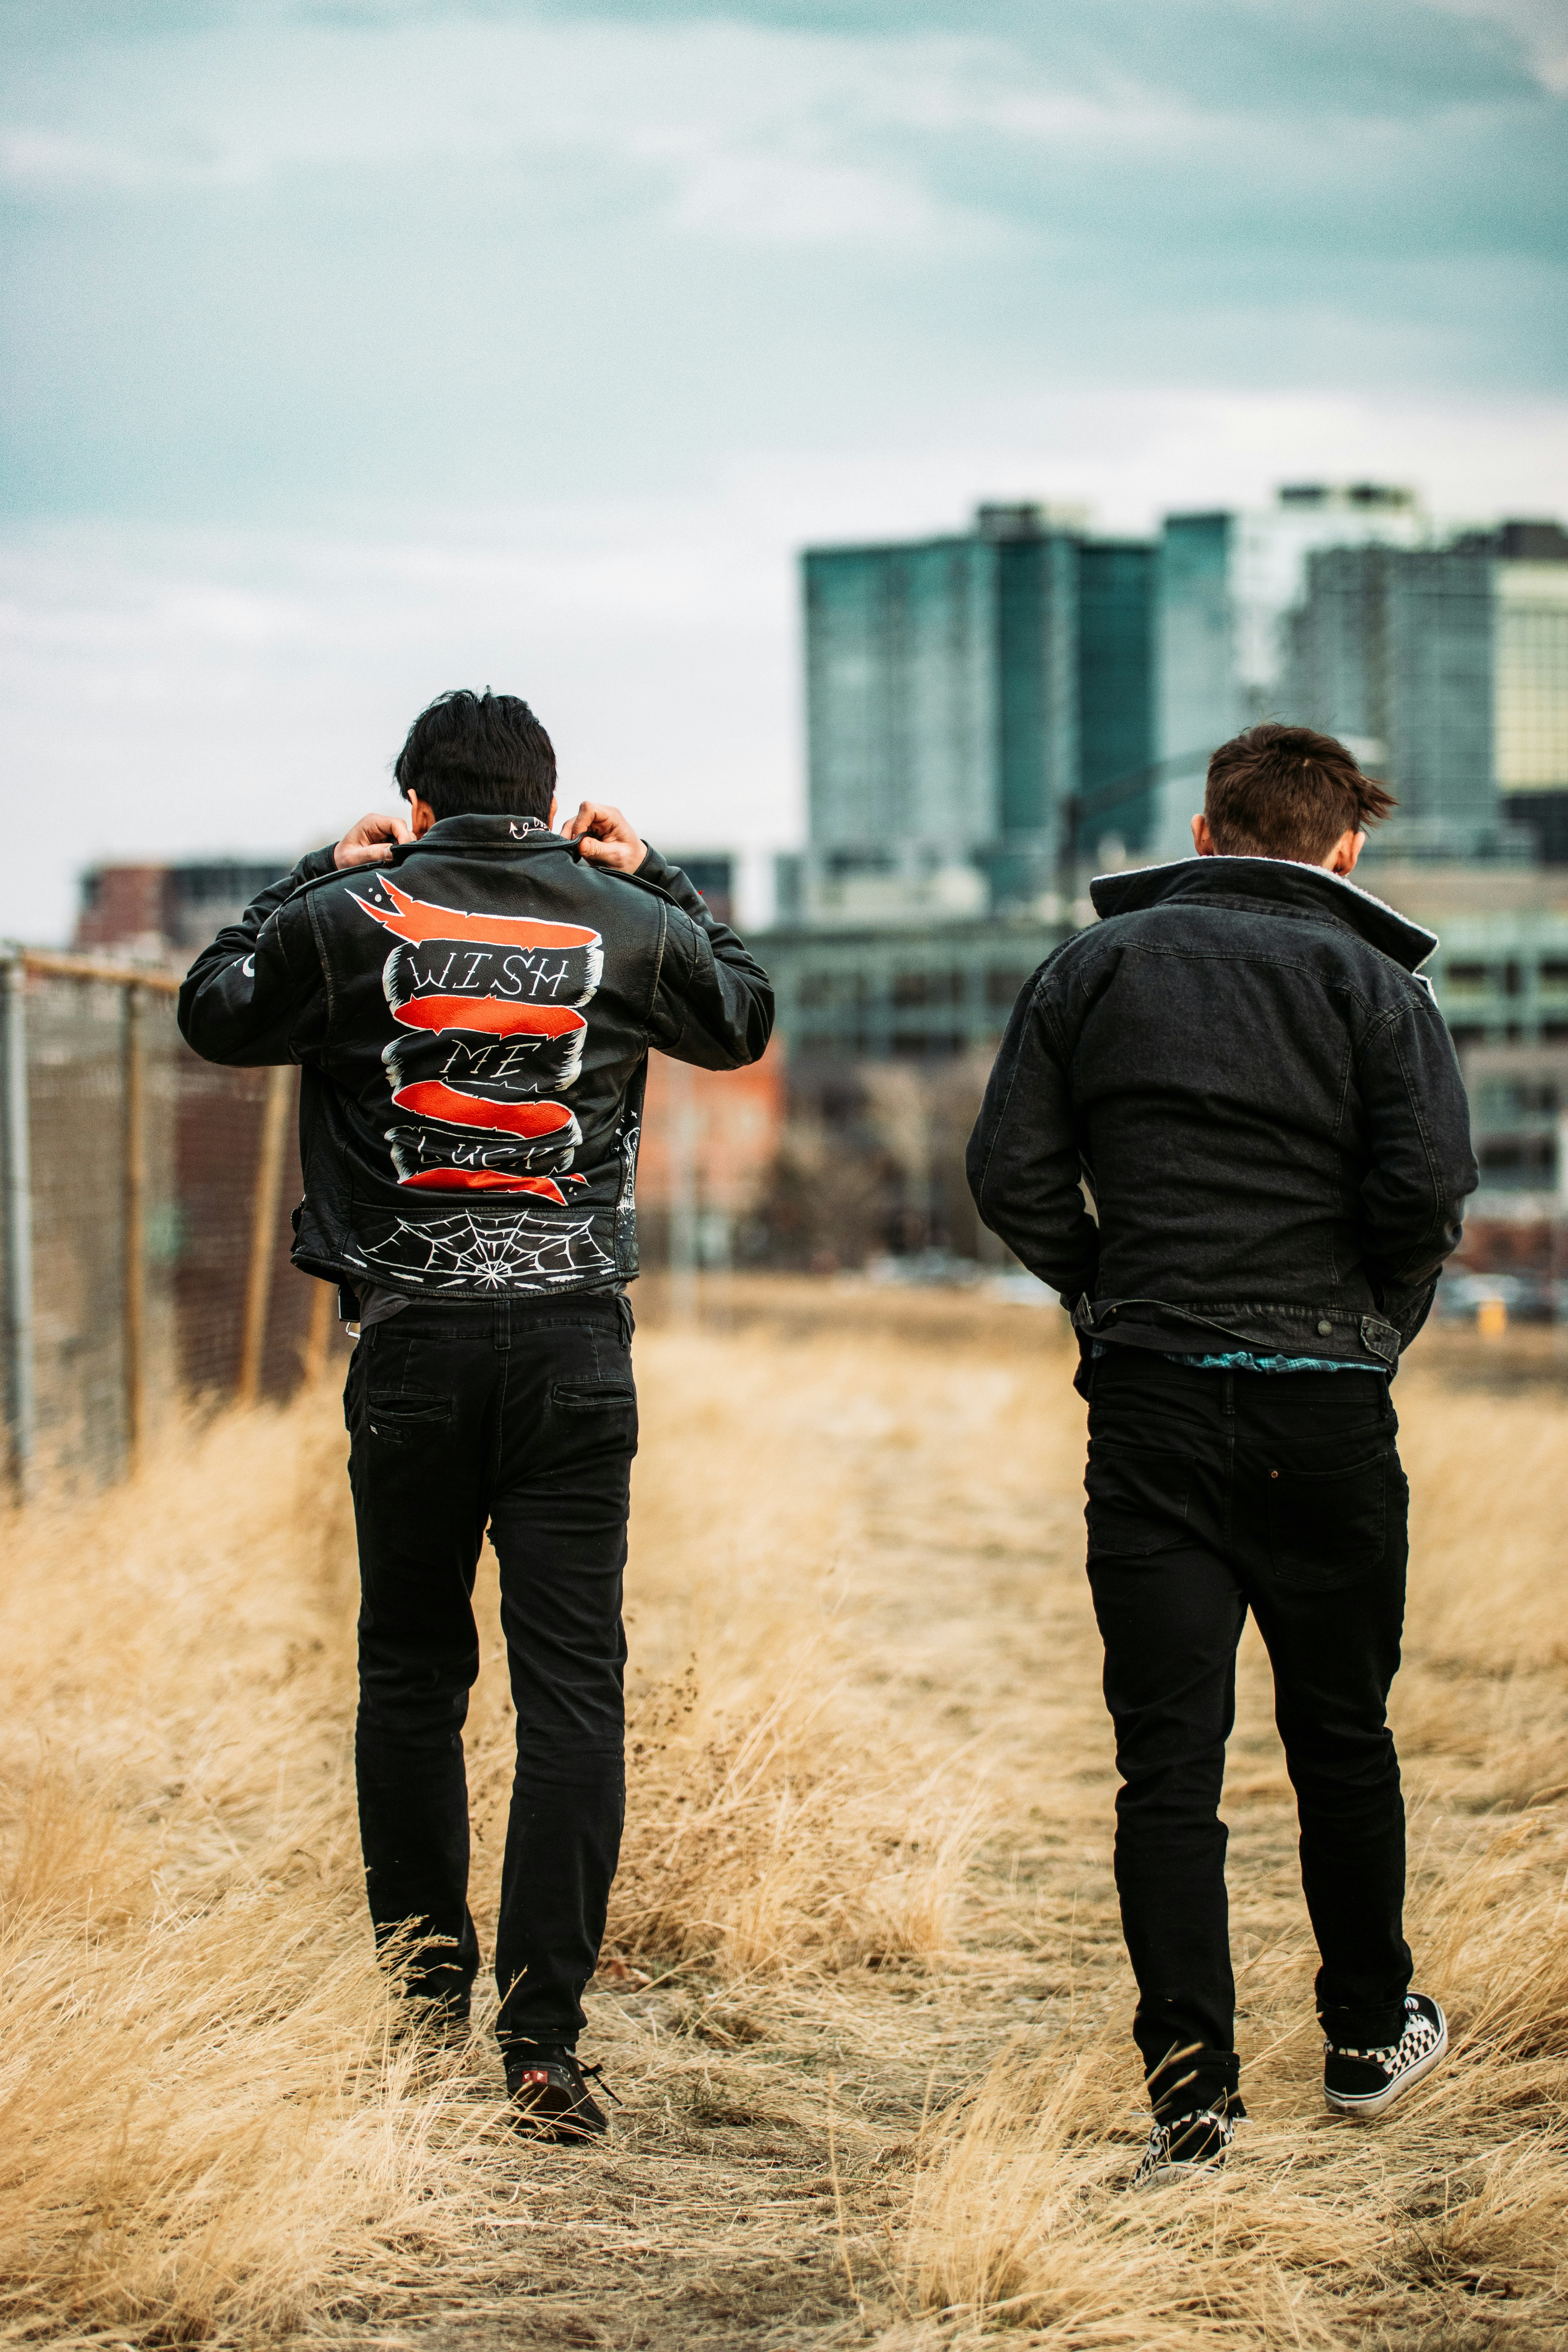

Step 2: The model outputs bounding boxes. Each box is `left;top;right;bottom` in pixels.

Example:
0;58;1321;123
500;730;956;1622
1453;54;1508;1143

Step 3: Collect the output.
495;1296;512;1354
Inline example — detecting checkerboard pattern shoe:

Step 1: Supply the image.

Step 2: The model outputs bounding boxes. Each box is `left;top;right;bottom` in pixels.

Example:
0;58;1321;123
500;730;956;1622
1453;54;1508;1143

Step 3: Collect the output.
1324;1993;1447;2118
1130;2105;1236;2189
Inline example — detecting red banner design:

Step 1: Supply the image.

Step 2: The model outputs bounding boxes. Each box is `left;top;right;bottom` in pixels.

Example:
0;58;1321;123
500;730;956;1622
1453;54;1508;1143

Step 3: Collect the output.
351;877;598;951
387;1083;578;1141
389;995;587;1041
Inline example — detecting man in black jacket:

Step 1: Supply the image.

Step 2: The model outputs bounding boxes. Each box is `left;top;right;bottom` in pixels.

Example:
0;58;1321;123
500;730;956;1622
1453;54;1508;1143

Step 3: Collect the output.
180;689;773;2141
968;723;1475;2186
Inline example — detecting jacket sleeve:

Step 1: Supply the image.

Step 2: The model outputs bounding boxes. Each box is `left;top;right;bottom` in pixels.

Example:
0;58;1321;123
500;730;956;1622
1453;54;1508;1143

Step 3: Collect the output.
1356;993;1478;1346
176;848;337;1068
637;847;775;1070
965;958;1100;1304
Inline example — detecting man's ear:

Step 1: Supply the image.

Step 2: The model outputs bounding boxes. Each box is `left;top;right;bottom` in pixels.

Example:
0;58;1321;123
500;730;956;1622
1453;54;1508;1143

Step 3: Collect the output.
548;795;557;829
1192;813;1217;857
409;793;436;838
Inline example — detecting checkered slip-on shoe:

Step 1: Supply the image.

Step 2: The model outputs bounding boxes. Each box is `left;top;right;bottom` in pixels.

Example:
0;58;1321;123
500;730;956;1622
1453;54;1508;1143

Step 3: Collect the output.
1324;1993;1447;2118
1130;2105;1236;2190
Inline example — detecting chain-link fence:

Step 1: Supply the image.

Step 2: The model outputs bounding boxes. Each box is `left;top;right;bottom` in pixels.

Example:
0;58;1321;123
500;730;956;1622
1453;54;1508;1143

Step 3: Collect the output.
0;951;336;1497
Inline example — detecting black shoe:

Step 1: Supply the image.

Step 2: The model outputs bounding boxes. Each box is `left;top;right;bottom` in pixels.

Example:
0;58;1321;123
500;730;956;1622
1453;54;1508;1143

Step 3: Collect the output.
503;2046;616;2144
1130;2105;1237;2190
1324;1992;1447;2118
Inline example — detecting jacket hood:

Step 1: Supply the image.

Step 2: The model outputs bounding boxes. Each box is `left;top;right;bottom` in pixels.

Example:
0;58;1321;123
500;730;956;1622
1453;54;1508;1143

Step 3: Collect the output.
1088;856;1438;975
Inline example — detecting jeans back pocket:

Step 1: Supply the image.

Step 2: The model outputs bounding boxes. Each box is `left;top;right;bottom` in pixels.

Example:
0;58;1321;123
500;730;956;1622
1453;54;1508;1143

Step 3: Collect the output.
365;1391;454;1445
551;1382;637;1413
1265;1451;1390;1591
1085;1446;1194;1557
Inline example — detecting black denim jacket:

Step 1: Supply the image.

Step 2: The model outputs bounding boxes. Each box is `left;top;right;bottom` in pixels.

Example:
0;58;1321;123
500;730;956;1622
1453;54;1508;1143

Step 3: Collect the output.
966;857;1477;1367
177;818;773;1299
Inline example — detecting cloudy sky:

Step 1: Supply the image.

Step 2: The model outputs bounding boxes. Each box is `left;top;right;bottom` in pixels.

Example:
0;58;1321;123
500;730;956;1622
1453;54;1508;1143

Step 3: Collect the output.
2;0;1565;937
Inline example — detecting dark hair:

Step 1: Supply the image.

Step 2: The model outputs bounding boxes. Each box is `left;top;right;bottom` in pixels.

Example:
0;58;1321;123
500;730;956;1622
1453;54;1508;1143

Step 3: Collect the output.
393;690;556;823
1204;722;1396;862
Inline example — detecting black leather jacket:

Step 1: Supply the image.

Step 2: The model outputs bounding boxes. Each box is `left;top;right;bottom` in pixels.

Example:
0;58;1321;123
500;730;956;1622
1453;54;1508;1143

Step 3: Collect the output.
967;857;1477;1368
178;816;774;1299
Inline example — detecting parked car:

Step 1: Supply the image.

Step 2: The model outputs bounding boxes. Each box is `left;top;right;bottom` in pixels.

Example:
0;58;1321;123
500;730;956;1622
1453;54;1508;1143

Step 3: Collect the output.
1436;1269;1560;1324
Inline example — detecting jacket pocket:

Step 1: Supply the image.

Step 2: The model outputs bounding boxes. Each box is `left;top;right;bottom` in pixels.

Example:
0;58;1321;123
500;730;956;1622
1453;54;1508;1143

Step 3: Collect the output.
365;1390;453;1444
1085;1446;1193;1557
1265;1452;1389;1591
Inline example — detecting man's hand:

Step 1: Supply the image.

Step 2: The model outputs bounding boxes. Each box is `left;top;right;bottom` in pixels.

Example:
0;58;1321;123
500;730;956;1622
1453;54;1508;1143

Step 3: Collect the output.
334;811;414;869
560;801;647;873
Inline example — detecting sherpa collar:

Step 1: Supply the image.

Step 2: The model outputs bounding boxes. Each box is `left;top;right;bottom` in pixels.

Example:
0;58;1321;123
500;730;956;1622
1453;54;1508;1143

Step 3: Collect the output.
1088;857;1438;974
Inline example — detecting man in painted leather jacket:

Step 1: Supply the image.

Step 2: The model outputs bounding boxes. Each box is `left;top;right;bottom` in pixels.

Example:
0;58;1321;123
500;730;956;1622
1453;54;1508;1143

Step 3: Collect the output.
179;689;773;2141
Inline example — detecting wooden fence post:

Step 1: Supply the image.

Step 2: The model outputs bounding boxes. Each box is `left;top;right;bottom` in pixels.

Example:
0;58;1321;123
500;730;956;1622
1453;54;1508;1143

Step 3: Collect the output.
303;1277;335;1384
0;955;33;1500
668;1058;700;1324
122;983;146;1470
238;1064;293;1407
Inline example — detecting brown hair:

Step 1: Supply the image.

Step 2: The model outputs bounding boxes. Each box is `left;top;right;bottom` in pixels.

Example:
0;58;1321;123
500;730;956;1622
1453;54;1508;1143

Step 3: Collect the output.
1204;722;1396;862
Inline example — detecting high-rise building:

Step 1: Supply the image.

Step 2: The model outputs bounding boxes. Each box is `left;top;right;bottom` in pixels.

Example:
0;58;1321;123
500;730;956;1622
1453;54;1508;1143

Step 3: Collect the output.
800;503;1156;918
1149;487;1427;857
1491;547;1568;863
1283;546;1515;860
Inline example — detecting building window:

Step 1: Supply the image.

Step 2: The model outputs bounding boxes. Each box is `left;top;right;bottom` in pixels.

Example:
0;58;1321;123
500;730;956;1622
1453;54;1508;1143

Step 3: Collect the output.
891;970;963;1009
890;1030;965;1058
987;969;1031;1009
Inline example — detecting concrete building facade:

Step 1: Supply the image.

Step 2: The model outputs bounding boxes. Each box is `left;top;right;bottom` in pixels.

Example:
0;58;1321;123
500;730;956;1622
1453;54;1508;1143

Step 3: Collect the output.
1493;560;1568;864
1283;545;1509;860
1149;486;1429;858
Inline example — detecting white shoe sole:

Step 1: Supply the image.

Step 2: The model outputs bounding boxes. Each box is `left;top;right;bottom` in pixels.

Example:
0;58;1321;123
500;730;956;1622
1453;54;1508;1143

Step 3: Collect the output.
1132;2154;1228;2191
1324;2006;1448;2118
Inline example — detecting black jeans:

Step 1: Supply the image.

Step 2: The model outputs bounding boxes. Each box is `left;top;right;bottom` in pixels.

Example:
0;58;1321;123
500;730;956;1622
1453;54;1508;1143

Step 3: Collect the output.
1080;1347;1411;2115
345;1292;636;2049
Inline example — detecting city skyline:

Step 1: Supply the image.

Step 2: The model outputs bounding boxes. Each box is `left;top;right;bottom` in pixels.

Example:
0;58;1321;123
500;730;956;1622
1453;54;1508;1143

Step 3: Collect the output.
795;485;1567;924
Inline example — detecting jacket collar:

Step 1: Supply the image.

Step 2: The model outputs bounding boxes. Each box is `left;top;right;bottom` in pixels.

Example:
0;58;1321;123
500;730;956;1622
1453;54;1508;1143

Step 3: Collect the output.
1088;856;1438;974
389;814;573;864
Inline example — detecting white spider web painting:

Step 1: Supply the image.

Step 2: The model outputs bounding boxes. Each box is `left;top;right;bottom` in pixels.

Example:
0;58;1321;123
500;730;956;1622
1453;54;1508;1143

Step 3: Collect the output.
359;1209;615;1291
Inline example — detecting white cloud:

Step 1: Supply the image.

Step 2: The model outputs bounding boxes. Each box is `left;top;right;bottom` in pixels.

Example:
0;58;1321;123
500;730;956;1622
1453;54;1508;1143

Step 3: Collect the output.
1430;0;1568;92
3;382;1564;944
0;15;1291;240
0;17;1002;230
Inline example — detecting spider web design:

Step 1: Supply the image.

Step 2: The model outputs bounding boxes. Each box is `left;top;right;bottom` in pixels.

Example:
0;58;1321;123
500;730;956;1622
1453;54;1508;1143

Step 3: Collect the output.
359;1209;615;1291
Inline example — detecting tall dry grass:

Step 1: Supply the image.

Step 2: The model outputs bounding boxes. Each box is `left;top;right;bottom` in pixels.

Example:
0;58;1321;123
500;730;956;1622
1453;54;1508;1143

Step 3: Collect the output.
1;1296;1566;2349
883;1355;1568;2351
0;1401;486;2344
0;1312;985;2342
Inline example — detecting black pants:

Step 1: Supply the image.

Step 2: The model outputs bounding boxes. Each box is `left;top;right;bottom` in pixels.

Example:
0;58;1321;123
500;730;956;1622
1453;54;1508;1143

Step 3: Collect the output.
345;1292;636;2049
1081;1347;1411;2115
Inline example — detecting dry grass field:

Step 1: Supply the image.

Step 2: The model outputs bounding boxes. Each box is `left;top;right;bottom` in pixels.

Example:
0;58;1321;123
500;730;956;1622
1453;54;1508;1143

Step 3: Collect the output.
1;1279;1566;2350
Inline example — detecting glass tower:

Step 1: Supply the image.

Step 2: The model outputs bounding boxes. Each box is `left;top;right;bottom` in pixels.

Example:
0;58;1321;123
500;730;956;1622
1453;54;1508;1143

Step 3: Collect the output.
801;505;1157;912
